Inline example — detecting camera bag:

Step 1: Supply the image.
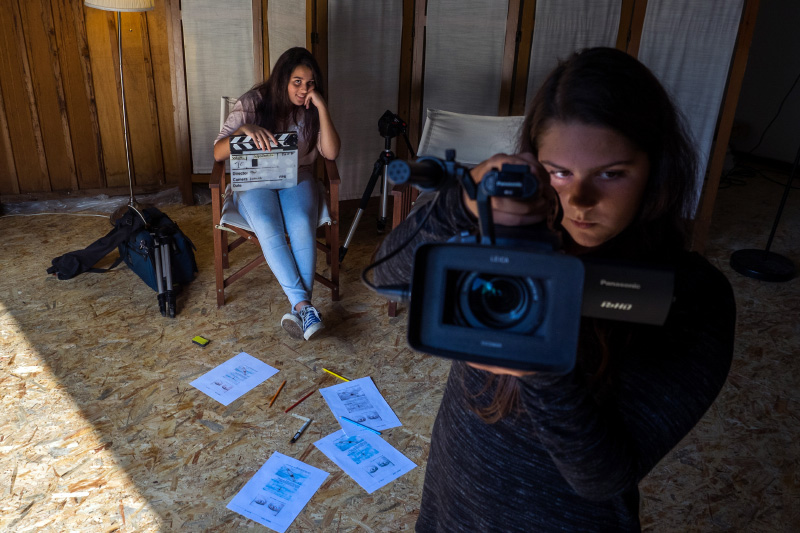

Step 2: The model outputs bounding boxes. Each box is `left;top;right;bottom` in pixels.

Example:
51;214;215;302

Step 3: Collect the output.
119;208;197;292
47;206;197;316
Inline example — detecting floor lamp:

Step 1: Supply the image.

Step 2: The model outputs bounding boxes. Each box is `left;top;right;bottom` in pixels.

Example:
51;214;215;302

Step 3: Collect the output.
730;143;798;282
84;0;154;210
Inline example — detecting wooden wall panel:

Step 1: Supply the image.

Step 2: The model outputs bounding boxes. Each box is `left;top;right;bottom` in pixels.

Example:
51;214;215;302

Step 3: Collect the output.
84;8;127;188
147;0;190;192
0;83;18;195
624;0;648;57
691;0;761;252
121;11;163;186
17;0;77;191
499;0;522;116
510;0;536;116
0;3;49;193
0;1;191;201
52;0;104;190
395;0;415;160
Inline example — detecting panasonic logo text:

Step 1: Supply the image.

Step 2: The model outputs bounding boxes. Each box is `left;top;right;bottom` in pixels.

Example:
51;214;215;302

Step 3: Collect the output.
600;279;641;290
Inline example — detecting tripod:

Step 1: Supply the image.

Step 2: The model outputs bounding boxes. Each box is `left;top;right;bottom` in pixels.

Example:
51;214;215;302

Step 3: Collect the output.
340;111;415;262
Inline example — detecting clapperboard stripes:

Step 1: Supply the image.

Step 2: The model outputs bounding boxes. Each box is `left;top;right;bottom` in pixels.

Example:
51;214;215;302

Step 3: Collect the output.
229;132;298;154
229;130;299;190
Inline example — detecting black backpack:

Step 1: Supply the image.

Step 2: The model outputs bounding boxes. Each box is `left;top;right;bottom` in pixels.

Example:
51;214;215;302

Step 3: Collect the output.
47;206;197;317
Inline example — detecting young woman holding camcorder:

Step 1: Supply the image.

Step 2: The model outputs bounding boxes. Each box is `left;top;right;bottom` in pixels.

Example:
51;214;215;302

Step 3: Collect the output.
375;47;735;531
215;47;340;341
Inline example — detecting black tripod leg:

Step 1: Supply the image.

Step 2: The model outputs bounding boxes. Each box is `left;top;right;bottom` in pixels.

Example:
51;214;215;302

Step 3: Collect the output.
340;158;384;262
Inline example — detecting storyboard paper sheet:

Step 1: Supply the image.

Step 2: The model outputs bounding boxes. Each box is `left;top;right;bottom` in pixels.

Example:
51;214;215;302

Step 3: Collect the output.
227;452;328;533
319;376;402;432
189;352;278;406
314;429;416;494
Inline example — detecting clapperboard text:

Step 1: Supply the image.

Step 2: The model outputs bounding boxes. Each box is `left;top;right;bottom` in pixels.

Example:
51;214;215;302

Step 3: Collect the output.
229;132;299;191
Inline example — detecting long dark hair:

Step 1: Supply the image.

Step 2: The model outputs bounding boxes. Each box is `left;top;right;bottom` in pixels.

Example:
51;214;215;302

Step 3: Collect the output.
521;47;698;254
252;47;323;155
474;47;698;423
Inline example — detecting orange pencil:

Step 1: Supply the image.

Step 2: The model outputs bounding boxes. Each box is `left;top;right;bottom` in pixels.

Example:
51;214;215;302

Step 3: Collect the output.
269;380;286;407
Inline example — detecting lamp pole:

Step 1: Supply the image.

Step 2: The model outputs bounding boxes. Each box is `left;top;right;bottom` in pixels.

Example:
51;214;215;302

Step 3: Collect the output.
84;0;154;210
730;142;798;282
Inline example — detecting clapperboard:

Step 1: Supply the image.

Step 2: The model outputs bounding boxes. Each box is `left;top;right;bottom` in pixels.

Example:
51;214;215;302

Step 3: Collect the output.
229;132;299;190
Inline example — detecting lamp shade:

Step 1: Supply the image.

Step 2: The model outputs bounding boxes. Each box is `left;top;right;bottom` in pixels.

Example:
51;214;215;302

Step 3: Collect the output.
84;0;154;12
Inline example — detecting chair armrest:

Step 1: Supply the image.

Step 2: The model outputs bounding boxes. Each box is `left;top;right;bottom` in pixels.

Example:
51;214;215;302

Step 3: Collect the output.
210;160;227;227
323;159;340;223
323;158;341;186
210;160;226;191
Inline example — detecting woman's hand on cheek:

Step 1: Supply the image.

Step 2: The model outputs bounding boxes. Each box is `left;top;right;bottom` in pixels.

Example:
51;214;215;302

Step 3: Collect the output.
304;90;326;111
465;153;552;227
467;362;536;378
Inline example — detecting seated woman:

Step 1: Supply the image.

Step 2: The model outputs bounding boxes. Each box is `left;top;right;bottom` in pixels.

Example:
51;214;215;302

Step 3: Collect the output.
375;47;736;531
215;47;340;340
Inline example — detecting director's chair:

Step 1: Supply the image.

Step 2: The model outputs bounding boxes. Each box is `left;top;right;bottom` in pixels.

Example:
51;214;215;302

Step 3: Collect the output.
210;97;341;307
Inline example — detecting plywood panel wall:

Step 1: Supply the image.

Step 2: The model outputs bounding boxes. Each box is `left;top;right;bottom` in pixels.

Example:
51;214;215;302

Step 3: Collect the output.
0;0;191;202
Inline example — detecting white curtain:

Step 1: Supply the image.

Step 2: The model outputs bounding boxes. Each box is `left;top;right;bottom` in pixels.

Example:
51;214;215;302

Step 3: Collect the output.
526;0;622;109
267;1;306;71
328;1;403;201
182;0;254;174
423;0;509;119
638;0;745;216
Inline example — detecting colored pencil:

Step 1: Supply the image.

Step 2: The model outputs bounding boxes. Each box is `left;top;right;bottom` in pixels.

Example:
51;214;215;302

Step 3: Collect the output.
323;368;350;382
269;380;286;407
284;389;315;413
340;416;382;435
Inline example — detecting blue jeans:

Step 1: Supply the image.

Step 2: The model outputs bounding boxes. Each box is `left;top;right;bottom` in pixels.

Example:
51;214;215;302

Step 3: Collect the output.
233;169;318;309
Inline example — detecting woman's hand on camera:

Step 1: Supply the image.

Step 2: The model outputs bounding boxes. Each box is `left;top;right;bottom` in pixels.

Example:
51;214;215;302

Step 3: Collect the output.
236;124;277;151
464;153;551;227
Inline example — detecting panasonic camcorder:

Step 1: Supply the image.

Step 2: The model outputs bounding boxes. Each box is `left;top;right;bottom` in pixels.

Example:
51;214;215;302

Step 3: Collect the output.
370;151;674;373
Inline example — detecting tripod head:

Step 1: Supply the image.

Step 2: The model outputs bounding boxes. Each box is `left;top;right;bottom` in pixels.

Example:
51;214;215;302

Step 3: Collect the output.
378;110;416;156
378;110;407;139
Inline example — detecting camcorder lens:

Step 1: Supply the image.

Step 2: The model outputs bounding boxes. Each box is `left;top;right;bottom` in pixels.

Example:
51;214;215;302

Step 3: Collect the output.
458;273;543;331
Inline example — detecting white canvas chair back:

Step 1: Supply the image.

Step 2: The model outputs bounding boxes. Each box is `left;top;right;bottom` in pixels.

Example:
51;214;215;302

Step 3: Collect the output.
417;108;525;167
406;108;525;218
220;96;237;131
217;96;331;232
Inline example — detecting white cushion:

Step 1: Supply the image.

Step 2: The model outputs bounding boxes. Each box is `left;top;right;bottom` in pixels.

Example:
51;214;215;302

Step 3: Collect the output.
418;108;525;166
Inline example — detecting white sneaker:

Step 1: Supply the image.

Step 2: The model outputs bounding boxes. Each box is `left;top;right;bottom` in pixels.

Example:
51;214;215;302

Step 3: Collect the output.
299;305;324;340
281;312;303;340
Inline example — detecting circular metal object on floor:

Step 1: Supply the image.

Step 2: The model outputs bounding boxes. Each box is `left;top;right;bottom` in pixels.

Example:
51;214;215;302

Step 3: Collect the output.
730;249;796;282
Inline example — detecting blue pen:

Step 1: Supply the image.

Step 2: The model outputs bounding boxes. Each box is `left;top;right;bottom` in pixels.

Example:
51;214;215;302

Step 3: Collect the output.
340;416;382;435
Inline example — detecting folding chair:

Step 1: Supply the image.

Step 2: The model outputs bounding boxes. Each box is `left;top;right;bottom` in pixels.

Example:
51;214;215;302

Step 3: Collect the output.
211;97;340;307
388;108;524;316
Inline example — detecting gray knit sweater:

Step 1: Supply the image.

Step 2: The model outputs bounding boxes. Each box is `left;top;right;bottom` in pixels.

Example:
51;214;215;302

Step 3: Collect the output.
375;184;735;532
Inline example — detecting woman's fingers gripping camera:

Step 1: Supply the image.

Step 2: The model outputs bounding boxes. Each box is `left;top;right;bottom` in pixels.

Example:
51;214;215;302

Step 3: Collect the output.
464;153;552;227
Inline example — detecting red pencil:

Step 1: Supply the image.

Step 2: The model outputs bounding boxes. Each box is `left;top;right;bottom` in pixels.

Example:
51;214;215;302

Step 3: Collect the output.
284;389;315;413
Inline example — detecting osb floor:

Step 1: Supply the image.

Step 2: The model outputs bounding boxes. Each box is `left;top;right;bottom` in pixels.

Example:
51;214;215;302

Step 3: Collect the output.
1;163;798;532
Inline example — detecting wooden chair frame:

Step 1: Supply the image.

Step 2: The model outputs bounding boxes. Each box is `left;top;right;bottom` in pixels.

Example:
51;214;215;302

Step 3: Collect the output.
210;158;341;307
